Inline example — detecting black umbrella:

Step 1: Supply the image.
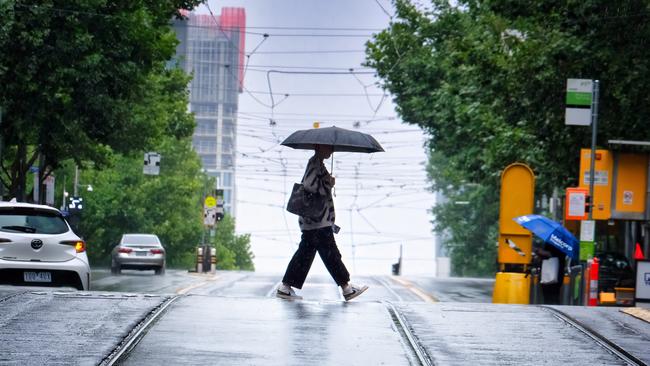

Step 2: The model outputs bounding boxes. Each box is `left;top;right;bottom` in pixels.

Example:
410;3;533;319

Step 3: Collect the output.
281;126;385;153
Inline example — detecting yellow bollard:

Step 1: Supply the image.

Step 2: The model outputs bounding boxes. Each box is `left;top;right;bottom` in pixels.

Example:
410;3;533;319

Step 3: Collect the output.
493;272;531;304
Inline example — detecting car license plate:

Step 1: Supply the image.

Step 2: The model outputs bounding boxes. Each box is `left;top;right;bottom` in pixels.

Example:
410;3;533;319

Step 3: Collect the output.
136;251;147;257
24;271;52;283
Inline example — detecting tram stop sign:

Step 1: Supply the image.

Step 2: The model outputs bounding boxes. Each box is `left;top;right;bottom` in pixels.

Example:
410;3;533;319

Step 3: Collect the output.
204;196;216;208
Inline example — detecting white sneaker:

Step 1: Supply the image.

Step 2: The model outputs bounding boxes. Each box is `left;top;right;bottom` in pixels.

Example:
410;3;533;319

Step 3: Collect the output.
276;284;303;300
342;283;369;301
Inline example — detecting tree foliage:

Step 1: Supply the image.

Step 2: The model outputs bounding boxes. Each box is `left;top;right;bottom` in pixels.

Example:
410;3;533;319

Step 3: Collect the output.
366;0;650;275
0;0;202;200
211;214;255;271
76;136;204;267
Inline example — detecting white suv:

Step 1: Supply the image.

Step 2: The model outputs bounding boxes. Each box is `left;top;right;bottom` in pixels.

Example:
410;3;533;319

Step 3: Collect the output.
0;201;90;290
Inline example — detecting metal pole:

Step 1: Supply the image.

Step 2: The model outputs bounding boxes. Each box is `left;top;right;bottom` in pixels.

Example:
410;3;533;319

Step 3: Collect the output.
61;175;66;210
588;80;600;220
0;107;3;200
74;165;79;197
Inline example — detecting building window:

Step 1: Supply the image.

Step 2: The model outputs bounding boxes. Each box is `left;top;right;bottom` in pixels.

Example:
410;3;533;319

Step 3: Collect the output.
222;172;232;187
223;189;231;204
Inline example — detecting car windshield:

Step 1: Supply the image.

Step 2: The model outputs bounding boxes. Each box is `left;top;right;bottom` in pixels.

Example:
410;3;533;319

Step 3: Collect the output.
0;208;69;234
122;235;160;246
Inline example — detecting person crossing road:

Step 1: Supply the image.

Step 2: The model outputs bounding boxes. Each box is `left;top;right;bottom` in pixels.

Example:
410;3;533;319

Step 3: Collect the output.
277;144;368;301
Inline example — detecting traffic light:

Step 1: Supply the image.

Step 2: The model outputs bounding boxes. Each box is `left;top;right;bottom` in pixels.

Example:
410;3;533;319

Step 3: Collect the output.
215;206;224;221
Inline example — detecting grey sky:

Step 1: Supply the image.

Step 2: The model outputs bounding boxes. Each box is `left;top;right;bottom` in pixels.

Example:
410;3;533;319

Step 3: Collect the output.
197;0;437;275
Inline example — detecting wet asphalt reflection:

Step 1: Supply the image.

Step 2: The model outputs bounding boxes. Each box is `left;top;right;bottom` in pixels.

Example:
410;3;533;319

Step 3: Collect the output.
2;272;649;365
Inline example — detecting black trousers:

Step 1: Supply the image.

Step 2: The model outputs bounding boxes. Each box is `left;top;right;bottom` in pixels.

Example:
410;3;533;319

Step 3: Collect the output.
282;227;350;289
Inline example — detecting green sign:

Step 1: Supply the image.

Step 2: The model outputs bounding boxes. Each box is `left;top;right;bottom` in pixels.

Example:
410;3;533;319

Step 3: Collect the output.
565;79;593;126
566;92;592;106
579;241;595;261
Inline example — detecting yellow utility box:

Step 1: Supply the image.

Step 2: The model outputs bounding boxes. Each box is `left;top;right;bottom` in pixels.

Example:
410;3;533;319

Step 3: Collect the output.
493;272;531;304
579;149;613;220
612;153;648;220
497;163;535;265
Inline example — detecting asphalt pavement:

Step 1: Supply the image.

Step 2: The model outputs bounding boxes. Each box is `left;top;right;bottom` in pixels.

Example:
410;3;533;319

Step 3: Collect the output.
0;290;168;365
122;296;413;366
1;272;649;366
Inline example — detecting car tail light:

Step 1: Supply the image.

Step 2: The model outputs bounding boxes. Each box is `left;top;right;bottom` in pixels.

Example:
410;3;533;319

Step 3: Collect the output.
118;247;133;254
150;248;164;254
60;240;86;253
75;241;86;253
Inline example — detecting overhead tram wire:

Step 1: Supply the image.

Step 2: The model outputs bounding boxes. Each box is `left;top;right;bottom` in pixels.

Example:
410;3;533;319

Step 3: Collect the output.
204;3;298;245
200;4;433;249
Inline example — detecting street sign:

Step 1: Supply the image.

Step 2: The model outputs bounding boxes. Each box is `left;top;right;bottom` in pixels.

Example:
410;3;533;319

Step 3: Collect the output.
565;187;588;220
204;196;217;208
68;196;83;212
565;79;593;126
203;207;217;227
143;152;161;175
580;220;595;261
635;260;650;302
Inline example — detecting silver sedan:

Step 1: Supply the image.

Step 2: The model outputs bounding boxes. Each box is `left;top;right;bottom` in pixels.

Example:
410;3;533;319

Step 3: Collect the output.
110;234;165;275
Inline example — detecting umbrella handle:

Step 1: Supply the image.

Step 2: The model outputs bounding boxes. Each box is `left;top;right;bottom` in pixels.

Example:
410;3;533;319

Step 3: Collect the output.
331;152;336;197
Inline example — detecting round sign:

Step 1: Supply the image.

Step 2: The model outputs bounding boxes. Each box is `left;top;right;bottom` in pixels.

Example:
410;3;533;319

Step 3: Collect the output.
204;196;217;208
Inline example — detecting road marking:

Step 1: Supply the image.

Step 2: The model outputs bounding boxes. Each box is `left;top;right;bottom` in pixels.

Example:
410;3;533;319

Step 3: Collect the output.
621;307;650;324
175;274;219;295
391;277;438;303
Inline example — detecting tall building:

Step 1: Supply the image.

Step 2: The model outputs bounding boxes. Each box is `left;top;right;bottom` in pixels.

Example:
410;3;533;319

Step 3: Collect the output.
172;8;246;216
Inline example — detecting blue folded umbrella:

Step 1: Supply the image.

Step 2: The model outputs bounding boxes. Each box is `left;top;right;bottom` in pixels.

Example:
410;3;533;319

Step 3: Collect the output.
514;214;579;260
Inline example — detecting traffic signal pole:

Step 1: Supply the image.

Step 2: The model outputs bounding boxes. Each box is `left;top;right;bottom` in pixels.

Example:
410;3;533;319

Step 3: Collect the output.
587;80;600;220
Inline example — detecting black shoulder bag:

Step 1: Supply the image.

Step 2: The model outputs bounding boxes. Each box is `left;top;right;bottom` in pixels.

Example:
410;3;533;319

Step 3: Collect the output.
286;183;326;220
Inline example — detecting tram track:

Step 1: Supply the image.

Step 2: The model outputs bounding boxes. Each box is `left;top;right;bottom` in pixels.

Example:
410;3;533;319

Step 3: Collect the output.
0;290;27;303
383;301;434;366
99;295;181;366
542;306;647;366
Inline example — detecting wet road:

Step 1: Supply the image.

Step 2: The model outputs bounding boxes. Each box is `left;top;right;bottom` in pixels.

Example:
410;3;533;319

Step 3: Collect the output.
404;276;494;303
1;272;649;365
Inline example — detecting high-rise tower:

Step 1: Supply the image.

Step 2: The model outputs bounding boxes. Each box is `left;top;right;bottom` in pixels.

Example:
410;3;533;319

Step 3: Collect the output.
172;8;245;216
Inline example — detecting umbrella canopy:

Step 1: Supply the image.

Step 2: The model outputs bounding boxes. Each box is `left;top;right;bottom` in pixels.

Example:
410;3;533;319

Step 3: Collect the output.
281;126;384;153
514;215;579;260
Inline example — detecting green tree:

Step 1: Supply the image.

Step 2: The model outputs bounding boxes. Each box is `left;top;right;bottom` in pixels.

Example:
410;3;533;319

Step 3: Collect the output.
0;0;201;201
366;0;650;275
76;135;204;267
211;214;255;271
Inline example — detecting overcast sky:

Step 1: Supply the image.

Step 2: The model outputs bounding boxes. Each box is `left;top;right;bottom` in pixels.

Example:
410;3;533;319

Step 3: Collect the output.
196;0;438;276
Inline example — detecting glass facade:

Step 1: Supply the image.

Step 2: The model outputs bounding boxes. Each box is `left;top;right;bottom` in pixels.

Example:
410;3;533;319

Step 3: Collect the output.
172;8;245;216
